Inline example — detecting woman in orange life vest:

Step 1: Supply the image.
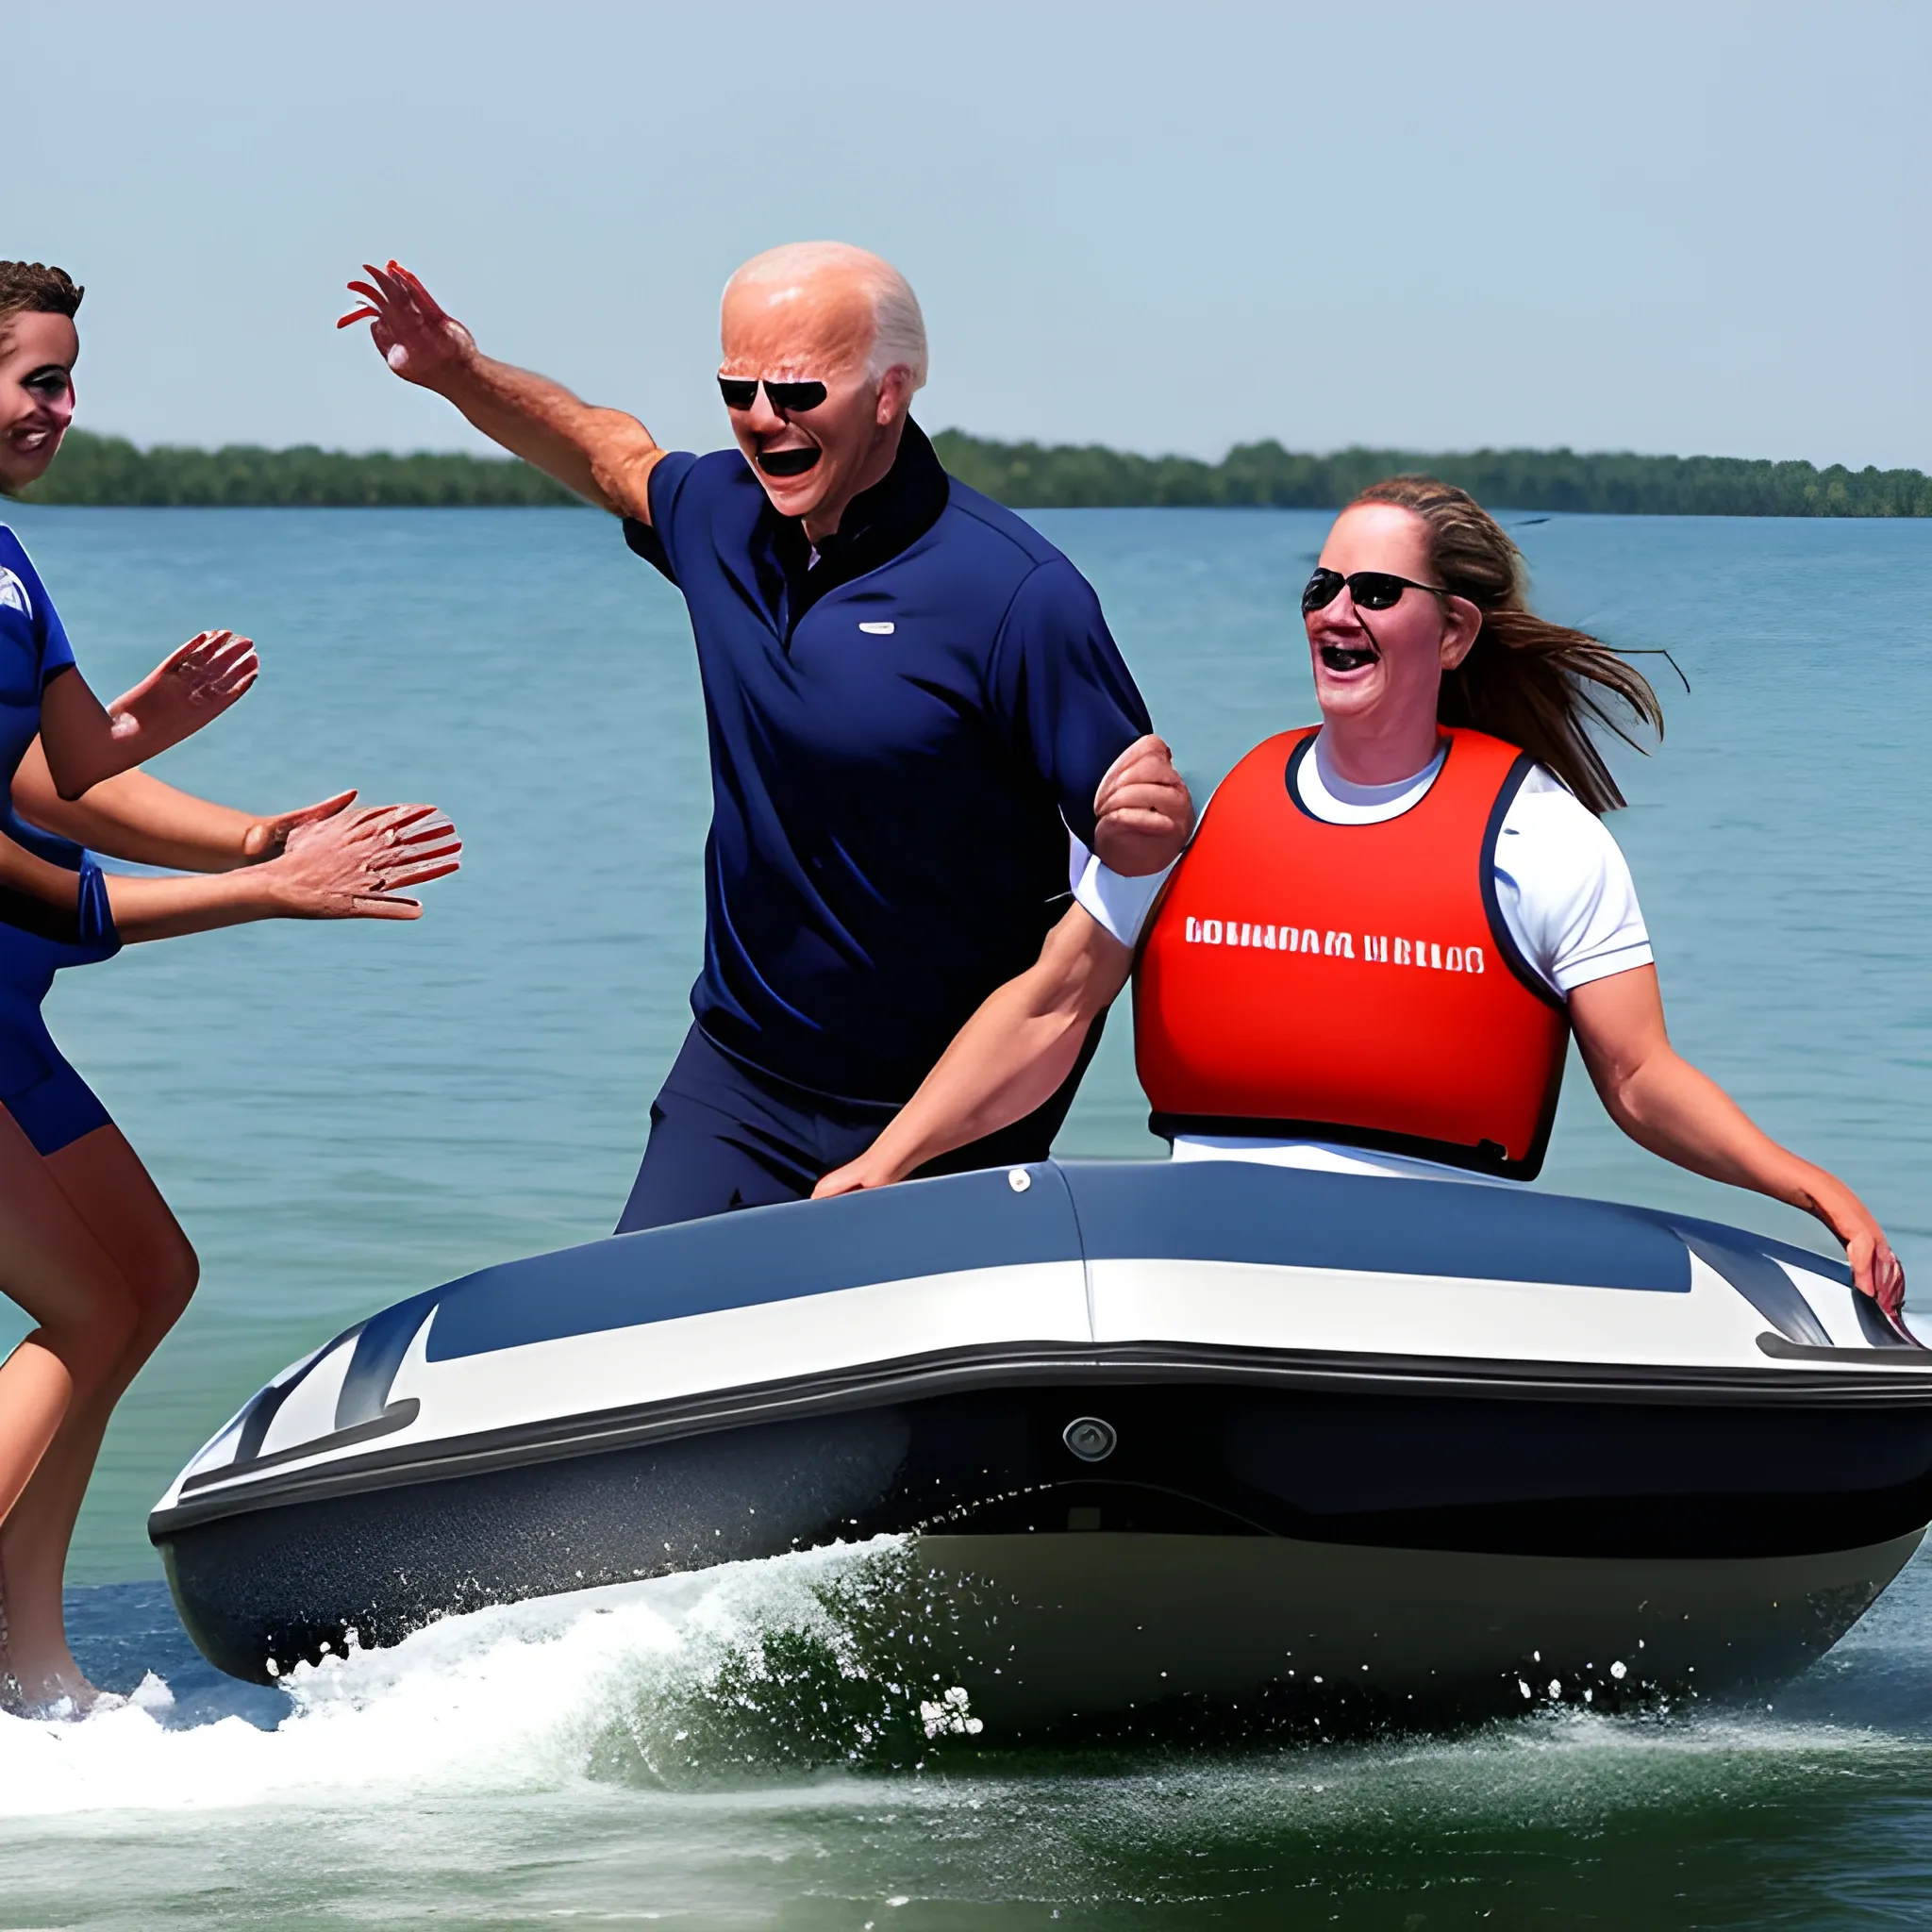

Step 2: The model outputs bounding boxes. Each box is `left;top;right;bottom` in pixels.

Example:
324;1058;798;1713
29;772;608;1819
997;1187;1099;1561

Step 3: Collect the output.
813;475;1906;1318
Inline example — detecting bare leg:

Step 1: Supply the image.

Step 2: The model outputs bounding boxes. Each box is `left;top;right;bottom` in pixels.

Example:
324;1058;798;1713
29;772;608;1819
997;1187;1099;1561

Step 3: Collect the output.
0;1124;194;1705
0;1109;140;1707
0;1349;73;1698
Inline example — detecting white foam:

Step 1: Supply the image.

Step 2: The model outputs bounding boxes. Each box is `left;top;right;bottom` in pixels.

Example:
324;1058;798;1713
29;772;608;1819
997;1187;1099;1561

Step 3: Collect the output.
0;1538;912;1818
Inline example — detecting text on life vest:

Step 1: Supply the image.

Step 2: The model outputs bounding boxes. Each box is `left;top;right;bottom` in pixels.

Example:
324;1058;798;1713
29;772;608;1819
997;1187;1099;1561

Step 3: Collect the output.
1181;917;1486;974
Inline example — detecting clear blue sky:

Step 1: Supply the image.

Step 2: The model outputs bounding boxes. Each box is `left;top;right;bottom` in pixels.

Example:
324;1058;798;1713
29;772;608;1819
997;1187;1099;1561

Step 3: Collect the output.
12;0;1930;467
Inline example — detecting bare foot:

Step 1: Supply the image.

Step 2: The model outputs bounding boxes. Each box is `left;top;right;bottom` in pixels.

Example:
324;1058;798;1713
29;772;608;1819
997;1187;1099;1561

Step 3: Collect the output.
0;1676;116;1719
6;1662;113;1718
0;1592;109;1717
0;1577;17;1711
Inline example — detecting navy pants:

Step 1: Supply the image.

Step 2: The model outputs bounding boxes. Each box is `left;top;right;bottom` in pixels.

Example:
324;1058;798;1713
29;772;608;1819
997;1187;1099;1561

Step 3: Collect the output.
615;1022;1103;1234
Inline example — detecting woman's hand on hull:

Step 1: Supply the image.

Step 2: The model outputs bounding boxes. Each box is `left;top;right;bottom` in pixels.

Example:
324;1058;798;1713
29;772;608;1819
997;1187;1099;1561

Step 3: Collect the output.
813;1156;888;1201
1571;967;1908;1322
264;803;461;919
338;261;475;391
1814;1193;1907;1322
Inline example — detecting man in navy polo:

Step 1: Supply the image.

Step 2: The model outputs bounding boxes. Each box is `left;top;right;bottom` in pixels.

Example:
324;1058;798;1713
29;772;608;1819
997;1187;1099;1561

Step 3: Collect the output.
340;243;1191;1229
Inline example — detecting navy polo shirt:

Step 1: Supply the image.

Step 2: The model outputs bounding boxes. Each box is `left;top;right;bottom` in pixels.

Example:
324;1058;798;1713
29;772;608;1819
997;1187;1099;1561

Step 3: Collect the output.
624;419;1153;1104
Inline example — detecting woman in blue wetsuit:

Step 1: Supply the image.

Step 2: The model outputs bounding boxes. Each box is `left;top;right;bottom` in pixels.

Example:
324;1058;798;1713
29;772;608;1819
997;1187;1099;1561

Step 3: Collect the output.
0;261;464;1710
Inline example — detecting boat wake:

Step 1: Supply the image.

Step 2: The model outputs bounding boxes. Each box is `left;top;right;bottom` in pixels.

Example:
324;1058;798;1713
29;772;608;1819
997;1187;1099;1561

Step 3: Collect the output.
0;1538;996;1817
5;1539;1931;1823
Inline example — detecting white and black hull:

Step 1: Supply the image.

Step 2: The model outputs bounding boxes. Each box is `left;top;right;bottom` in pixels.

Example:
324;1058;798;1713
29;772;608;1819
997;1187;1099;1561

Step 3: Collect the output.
151;1160;1932;1724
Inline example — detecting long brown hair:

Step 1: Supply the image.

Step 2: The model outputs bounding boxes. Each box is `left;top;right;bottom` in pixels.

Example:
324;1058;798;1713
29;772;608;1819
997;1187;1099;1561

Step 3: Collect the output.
1350;475;1662;813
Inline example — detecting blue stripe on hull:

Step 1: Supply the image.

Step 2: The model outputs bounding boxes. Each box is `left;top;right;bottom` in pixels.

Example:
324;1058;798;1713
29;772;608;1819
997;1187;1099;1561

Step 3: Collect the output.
426;1160;1082;1362
1061;1161;1690;1289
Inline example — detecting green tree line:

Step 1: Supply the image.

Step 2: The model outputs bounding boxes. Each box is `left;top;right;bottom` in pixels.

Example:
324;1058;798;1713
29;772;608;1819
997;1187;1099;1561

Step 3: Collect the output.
21;425;1932;517
932;433;1932;517
23;432;576;507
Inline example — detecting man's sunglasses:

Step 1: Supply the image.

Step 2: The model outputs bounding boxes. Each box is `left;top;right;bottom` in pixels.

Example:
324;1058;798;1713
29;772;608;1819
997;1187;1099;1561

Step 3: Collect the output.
1302;567;1450;615
717;376;828;413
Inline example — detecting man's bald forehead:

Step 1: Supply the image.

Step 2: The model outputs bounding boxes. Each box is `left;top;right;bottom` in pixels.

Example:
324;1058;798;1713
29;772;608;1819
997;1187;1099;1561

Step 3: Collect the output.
719;275;873;374
720;241;929;390
721;269;873;328
727;240;895;299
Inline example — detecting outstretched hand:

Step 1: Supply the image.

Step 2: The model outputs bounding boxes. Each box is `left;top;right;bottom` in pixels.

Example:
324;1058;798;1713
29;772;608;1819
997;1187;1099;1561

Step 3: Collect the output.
267;803;461;920
1091;734;1193;878
338;260;475;389
108;631;258;761
240;790;358;861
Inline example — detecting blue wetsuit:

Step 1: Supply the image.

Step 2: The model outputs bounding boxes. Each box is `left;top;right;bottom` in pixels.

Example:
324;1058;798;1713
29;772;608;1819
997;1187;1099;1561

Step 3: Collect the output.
0;526;121;1155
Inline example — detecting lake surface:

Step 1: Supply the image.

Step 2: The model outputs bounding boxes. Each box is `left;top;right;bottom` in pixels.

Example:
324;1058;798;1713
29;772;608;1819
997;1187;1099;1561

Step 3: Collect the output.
1;502;1928;1925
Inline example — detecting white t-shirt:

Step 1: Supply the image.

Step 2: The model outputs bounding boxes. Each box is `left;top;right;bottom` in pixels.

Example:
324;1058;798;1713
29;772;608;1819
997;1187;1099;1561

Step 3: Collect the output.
1066;732;1653;1182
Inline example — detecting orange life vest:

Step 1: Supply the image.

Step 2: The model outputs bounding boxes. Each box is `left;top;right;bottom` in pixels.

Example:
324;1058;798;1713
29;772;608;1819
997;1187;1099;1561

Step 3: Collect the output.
1134;725;1571;1178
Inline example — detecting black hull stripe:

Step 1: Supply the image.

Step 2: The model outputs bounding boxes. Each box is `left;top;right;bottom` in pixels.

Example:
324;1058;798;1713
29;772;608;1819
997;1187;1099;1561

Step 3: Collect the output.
155;1370;1932;1690
149;1334;1932;1540
182;1402;420;1494
1681;1227;1833;1347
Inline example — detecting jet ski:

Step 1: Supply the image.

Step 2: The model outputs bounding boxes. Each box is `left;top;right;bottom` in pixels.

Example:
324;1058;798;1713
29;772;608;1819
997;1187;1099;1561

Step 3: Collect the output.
150;1158;1932;1728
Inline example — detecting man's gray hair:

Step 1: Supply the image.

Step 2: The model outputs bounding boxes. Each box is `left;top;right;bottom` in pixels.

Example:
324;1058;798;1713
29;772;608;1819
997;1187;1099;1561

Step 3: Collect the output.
724;242;928;391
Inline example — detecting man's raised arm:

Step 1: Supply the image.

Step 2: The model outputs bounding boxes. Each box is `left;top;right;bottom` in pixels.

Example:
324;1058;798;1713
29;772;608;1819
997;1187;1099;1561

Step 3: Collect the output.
339;261;665;522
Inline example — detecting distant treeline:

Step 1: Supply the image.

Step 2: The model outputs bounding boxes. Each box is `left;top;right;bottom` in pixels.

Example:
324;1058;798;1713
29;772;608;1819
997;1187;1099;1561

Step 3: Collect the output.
932;432;1932;518
23;431;575;507
20;425;1932;518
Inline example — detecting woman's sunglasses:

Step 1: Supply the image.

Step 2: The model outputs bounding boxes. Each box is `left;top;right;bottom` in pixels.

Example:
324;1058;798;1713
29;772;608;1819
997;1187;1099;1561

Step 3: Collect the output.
717;376;828;413
1302;567;1449;615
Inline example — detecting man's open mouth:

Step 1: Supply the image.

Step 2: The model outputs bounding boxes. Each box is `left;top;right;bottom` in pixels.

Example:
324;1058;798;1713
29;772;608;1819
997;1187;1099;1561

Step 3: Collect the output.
757;447;822;478
1320;642;1379;674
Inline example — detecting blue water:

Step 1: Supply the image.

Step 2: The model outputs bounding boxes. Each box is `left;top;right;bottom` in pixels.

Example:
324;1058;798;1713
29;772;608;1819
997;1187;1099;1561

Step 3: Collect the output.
0;503;1928;1925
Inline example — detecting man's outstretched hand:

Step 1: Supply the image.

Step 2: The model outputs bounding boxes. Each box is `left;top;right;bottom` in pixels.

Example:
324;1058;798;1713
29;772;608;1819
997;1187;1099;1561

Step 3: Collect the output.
1091;734;1194;877
338;256;658;520
339;260;475;390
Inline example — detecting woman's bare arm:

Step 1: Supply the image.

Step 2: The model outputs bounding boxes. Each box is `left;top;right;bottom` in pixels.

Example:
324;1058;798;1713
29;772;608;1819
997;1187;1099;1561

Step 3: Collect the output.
814;905;1134;1197
0;802;458;943
1570;964;1904;1313
13;738;352;873
36;633;257;800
